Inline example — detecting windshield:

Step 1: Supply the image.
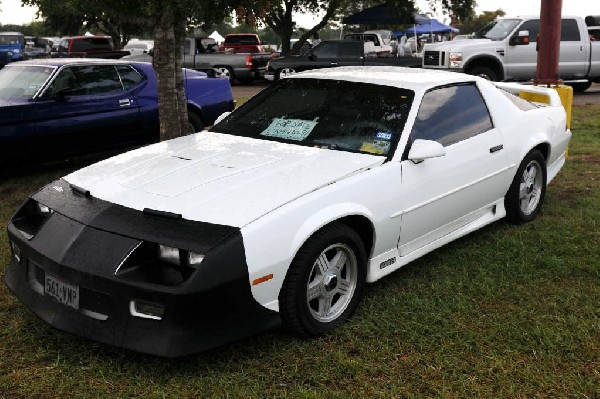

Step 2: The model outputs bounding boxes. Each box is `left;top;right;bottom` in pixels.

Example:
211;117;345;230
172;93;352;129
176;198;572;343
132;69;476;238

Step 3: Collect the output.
211;78;414;157
125;43;149;50
224;35;259;45
0;65;55;99
0;34;24;46
475;19;521;40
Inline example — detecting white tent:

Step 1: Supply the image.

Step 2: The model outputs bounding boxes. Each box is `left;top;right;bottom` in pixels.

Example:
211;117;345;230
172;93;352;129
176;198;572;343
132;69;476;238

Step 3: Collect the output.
209;30;225;44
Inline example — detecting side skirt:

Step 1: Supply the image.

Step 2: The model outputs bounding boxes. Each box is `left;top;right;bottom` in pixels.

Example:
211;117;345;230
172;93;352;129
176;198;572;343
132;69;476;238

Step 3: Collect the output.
366;198;506;283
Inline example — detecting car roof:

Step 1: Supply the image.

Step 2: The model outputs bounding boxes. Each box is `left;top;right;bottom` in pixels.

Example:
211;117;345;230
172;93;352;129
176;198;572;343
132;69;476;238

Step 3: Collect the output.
291;66;481;92
7;59;136;68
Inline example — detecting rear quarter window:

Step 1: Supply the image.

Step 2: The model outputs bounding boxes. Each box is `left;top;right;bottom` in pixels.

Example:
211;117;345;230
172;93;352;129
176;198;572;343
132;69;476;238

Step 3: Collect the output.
499;89;538;111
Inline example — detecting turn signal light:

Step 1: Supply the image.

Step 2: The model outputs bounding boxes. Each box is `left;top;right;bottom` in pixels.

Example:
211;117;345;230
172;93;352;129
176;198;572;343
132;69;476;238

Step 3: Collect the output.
252;274;274;286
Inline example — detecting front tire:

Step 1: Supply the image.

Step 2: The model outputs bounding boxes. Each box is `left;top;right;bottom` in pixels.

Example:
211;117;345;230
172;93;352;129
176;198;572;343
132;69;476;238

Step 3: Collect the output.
279;223;366;337
504;149;547;224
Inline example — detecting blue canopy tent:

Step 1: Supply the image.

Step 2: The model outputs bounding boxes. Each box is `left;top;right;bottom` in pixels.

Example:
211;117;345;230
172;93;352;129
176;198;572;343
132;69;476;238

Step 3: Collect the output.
404;19;460;35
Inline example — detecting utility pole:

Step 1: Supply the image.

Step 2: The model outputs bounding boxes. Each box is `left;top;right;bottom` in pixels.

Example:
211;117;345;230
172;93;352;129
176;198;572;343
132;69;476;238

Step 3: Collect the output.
535;0;563;84
530;0;573;128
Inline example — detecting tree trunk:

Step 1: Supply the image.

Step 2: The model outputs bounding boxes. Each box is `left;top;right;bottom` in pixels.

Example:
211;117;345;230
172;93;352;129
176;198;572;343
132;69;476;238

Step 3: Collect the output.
174;15;192;135
153;7;189;141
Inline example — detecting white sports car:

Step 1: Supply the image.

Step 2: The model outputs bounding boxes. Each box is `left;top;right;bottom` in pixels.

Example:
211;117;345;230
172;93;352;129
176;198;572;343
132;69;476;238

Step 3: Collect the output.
5;67;572;357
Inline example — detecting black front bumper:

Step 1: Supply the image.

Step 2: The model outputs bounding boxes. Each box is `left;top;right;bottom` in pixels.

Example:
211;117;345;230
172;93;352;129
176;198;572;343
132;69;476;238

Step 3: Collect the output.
4;180;280;357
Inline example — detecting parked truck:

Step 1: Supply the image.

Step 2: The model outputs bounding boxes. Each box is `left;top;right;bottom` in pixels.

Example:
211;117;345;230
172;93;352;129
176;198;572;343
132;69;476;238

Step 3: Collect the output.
422;15;600;92
52;36;130;59
343;32;394;54
182;37;271;84
218;33;264;53
0;32;25;68
265;40;422;81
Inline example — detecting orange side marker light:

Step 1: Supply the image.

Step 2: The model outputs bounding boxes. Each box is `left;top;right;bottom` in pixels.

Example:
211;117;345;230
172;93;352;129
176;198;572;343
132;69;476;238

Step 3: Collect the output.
252;274;274;286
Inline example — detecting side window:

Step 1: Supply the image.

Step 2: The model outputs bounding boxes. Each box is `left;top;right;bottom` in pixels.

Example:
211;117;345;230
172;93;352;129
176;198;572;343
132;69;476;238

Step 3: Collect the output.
45;65;122;96
516;20;540;42
340;42;361;59
561;19;581;41
116;65;143;89
411;84;494;147
58;39;69;53
311;42;338;59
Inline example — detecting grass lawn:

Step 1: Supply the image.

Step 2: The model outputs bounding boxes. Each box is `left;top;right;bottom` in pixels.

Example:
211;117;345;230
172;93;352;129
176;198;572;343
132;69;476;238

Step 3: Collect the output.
0;105;598;398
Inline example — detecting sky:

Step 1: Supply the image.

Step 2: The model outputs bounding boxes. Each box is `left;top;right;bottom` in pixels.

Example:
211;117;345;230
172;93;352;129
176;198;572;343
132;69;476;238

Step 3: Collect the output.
1;0;600;27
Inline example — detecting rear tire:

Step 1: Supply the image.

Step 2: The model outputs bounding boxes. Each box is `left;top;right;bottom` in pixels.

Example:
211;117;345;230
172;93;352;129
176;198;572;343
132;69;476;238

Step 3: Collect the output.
468;65;499;81
568;81;592;93
279;223;366;337
504;149;547;224
276;68;296;80
215;66;235;83
188;111;204;132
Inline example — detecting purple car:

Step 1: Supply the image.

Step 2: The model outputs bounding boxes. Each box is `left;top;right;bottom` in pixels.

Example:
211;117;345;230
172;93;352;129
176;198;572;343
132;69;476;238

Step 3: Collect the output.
0;59;234;165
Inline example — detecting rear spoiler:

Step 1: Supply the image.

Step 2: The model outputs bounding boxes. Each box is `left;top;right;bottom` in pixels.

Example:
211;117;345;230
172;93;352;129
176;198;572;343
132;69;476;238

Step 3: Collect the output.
493;82;564;107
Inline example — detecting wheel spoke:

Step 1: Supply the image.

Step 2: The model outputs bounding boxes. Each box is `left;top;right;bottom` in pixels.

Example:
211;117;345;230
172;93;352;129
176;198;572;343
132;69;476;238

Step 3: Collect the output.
307;282;321;301
528;165;537;181
337;279;352;295
330;250;348;272
519;183;529;198
319;297;333;317
316;253;330;274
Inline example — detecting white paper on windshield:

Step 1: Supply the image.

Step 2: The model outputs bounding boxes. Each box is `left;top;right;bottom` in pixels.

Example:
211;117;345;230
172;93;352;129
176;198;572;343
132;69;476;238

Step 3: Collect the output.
260;118;317;141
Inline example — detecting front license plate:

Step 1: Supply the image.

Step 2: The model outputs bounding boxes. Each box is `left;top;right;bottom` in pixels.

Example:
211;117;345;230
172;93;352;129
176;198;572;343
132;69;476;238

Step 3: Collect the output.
44;273;79;310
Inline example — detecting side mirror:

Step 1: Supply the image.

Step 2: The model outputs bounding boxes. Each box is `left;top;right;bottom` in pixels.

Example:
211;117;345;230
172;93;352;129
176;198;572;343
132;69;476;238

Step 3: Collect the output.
407;139;446;163
509;30;530;46
214;111;231;125
148;48;154;56
308;53;316;61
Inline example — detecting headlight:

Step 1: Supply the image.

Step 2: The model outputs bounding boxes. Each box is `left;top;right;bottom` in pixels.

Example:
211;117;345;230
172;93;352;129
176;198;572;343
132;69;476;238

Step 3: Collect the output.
158;244;204;267
117;242;205;286
37;203;54;217
449;52;463;68
11;199;54;240
7;51;13;57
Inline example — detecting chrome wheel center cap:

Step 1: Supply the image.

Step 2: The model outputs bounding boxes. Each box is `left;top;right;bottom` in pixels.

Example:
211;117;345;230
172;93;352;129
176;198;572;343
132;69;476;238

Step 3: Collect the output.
323;273;338;292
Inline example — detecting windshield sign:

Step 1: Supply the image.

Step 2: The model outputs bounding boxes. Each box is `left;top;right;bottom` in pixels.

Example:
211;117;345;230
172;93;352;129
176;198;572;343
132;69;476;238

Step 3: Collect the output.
0;65;55;99
211;78;414;157
476;19;521;40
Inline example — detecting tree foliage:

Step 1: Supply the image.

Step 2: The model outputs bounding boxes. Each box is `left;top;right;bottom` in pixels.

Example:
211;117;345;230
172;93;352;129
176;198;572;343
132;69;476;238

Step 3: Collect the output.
456;8;505;35
428;0;476;26
260;0;416;56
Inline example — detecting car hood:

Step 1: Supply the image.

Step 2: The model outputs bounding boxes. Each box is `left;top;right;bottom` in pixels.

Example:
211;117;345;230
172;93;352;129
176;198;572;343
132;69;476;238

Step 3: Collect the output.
64;132;384;227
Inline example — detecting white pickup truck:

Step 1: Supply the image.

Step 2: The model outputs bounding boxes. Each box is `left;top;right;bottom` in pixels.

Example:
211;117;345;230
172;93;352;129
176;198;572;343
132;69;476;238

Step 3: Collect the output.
422;15;600;91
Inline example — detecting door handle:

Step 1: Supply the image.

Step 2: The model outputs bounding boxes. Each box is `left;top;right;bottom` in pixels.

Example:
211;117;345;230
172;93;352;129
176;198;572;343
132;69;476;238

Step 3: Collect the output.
119;99;131;107
330;62;338;66
490;144;503;153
